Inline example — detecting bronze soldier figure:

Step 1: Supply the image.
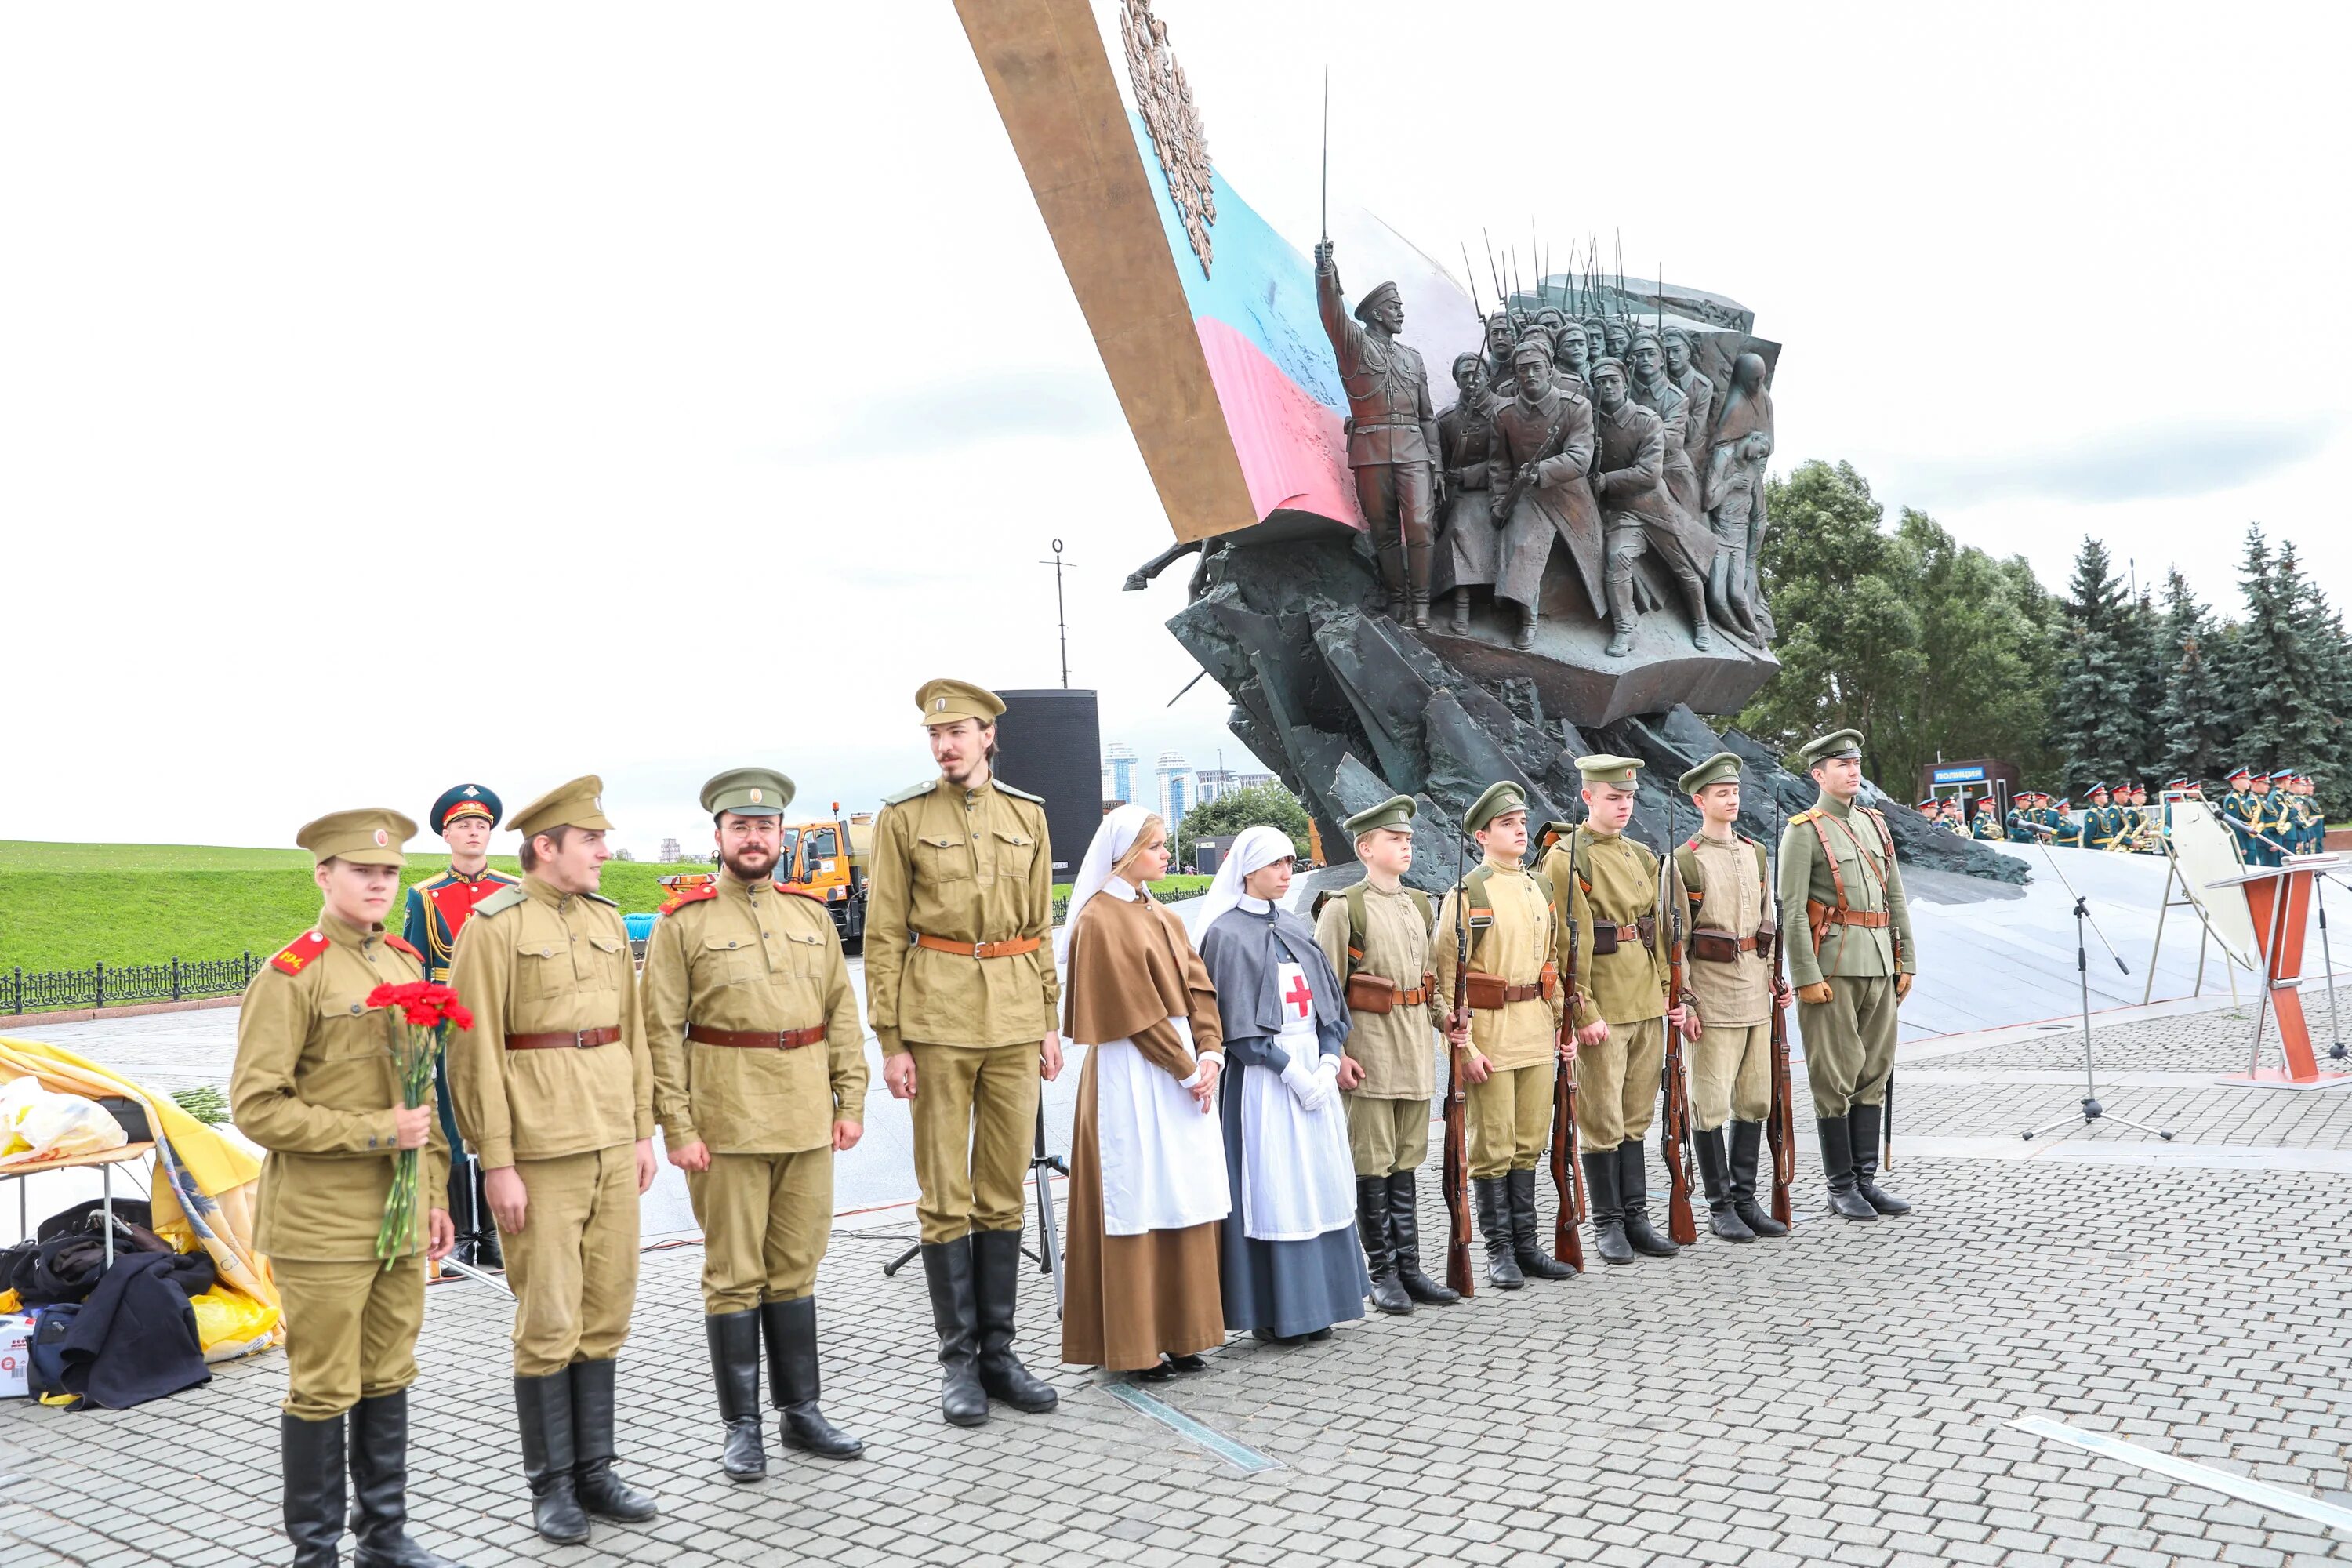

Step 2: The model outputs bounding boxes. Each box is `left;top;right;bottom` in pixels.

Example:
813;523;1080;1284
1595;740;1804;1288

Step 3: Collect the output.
1484;338;1602;651
1590;358;1715;659
1316;238;1441;627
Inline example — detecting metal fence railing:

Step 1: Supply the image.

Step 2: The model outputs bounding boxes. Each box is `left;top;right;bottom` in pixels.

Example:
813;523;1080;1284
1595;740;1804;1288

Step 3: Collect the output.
4;955;261;1015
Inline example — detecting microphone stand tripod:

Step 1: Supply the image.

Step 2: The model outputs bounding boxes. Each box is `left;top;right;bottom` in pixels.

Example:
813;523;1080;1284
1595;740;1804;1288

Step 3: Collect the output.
883;1101;1065;1315
2021;841;2174;1144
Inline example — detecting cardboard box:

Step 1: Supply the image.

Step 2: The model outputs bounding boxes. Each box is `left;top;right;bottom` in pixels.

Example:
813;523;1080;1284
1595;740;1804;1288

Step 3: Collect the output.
0;1312;33;1398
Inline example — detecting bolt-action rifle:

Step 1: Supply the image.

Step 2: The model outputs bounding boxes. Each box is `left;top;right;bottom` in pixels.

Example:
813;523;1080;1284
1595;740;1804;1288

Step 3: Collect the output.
1546;817;1584;1270
1443;818;1475;1298
1491;399;1577;535
1658;793;1699;1247
1766;795;1797;1227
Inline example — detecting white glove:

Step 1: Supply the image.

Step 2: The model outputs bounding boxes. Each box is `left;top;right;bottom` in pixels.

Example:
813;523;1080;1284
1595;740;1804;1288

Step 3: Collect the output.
1280;1055;1327;1111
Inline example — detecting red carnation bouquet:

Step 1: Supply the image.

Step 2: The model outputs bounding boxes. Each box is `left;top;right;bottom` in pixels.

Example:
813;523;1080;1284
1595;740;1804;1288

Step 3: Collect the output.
364;981;474;1268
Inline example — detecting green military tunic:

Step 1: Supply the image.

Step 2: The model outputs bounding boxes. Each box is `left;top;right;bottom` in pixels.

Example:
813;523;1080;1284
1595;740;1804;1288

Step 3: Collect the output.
1778;790;1916;1117
1676;833;1774;1132
232;911;451;1421
1545;826;1677;1152
643;873;869;1313
1315;880;1438;1176
1433;856;1563;1178
863;773;1058;1243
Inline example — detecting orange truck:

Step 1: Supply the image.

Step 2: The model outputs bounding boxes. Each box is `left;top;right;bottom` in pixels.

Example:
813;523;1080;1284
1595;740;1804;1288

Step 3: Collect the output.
653;802;874;955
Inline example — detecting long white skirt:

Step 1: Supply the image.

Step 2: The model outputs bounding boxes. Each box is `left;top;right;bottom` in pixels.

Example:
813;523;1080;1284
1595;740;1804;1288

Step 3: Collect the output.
1092;1016;1232;1237
1239;1011;1357;1242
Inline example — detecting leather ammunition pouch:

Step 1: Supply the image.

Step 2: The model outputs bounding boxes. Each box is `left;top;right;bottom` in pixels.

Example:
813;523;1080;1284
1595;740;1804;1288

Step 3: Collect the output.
1690;929;1747;964
1347;973;1396;1014
1465;971;1542;1010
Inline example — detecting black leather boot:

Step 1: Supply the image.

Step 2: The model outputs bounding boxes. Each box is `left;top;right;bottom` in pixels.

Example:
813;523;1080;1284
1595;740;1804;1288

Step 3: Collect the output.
1472;1177;1522;1288
349;1391;463;1567
1618;1141;1679;1258
568;1359;658;1523
1584;1150;1631;1264
512;1373;589;1544
705;1311;767;1482
1693;1126;1754;1243
1387;1172;1457;1305
763;1295;864;1458
1817;1112;1879;1221
1849;1103;1911;1214
973;1228;1058;1414
1727;1120;1788;1237
1507;1168;1576;1279
920;1236;989;1426
1357;1176;1413;1313
281;1412;346;1568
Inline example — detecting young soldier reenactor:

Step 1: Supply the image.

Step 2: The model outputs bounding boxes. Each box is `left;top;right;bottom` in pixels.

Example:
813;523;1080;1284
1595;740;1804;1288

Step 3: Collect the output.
403;782;515;1269
1673;753;1789;1242
644;768;869;1483
449;778;659;1545
230;808;463;1568
1780;731;1916;1222
1313;794;1457;1315
1433;781;1572;1290
1546;756;1687;1265
866;679;1062;1427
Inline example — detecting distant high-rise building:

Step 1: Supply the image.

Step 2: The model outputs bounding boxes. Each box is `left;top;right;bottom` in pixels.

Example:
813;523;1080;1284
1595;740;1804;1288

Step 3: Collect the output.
1105;742;1138;806
1156;750;1191;837
1196;767;1276;805
659;837;682;864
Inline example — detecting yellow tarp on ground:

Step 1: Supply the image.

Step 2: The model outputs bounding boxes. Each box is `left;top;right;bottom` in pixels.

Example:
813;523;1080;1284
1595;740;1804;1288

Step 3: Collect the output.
0;1036;281;1355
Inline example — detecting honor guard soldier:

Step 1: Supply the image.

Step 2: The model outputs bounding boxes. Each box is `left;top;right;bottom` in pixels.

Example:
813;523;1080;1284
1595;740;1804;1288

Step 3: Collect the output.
1313;794;1458;1314
2050;798;2083;849
2081;784;2119;850
866;679;1063;1427
448;778;659;1545
1971;797;2004;841
2005;792;2038;844
1673;754;1789;1242
1780;730;1915;1222
2296;774;2325;852
645;768;869;1483
403;783;516;1269
1544;757;1690;1265
1435;781;1572;1287
230;808;465;1568
2221;766;2267;864
2269;770;2302;855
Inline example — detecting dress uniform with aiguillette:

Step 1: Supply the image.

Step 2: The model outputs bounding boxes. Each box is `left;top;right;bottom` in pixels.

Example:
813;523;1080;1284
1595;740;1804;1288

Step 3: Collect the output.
1672;753;1788;1243
1779;730;1915;1223
863;679;1062;1426
644;768;869;1483
448;777;658;1544
229;808;462;1568
1312;794;1457;1314
1433;781;1573;1290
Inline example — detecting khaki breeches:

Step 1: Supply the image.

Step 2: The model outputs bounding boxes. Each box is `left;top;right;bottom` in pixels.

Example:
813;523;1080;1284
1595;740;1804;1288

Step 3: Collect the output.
908;1041;1040;1246
503;1145;639;1377
1799;975;1899;1117
1690;1019;1773;1131
1346;1094;1432;1177
275;1255;426;1421
1573;1016;1664;1152
688;1147;833;1315
1466;1060;1554;1178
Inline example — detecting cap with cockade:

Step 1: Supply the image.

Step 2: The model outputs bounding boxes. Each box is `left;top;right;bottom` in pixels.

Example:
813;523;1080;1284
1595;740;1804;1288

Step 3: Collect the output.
2055;797;2071;811
510;775;613;840
2271;769;2296;782
429;782;502;836
1464;780;1530;833
1345;794;1417;840
1576;754;1644;787
296;808;416;868
1352;280;1401;323
701;767;795;818
1795;729;1864;770
2087;782;2109;799
915;678;1005;728
1915;798;1936;811
1678;751;1742;796
2228;765;2254;783
1976;797;1994;811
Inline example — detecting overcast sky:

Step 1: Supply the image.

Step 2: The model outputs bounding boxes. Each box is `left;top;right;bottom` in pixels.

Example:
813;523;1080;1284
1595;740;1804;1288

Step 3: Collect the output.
5;4;2346;858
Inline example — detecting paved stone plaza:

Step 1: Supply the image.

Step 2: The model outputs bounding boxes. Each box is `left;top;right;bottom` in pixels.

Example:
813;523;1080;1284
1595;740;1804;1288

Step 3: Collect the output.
4;993;2350;1566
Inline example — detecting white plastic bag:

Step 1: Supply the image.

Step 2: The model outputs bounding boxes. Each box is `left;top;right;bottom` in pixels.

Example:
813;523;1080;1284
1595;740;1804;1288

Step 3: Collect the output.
0;1076;129;1164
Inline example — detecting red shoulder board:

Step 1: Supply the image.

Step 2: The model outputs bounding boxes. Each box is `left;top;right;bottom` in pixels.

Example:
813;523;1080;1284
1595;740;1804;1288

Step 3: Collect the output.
384;934;423;960
271;930;330;975
774;883;827;905
659;884;720;916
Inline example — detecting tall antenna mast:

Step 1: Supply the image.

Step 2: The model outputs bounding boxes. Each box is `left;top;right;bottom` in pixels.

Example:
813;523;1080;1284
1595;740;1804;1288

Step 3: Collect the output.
1039;538;1076;688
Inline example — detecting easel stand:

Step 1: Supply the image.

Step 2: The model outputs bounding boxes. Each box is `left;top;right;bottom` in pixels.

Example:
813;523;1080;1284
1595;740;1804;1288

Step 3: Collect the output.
2214;856;2352;1090
884;1102;1067;1315
2143;849;2241;1009
2022;893;2173;1144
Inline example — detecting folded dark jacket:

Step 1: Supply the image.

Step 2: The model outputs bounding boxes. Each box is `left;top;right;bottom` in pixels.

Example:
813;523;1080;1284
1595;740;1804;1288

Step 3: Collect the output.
59;1251;212;1410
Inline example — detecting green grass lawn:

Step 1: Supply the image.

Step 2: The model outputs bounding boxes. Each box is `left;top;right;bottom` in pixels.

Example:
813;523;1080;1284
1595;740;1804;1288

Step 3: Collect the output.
1051;875;1214;900
0;841;716;971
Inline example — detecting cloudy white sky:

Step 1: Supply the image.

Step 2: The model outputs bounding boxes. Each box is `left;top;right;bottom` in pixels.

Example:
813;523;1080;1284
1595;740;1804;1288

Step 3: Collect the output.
5;4;2346;857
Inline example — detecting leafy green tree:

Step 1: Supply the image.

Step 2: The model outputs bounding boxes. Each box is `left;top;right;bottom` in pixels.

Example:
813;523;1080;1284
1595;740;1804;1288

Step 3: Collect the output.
1174;781;1311;868
2052;536;2143;790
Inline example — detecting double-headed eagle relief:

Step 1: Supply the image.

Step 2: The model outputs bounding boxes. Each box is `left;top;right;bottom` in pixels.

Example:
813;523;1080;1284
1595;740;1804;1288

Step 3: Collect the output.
1122;0;1215;278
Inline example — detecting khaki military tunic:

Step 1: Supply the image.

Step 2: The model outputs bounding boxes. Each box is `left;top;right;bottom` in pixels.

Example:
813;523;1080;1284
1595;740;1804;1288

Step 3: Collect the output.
1545;828;1679;1152
642;874;869;1314
864;775;1059;1243
230;910;449;1421
1434;858;1563;1178
1779;791;1916;1117
1315;882;1439;1176
449;875;655;1377
1679;833;1775;1131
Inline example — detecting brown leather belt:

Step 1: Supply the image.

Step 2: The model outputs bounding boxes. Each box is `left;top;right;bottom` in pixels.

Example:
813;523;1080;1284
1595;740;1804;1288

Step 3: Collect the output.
506;1026;621;1051
1498;982;1542;1003
1608;924;1641;946
688;1023;824;1051
1395;977;1436;1008
1826;909;1891;928
914;933;1042;959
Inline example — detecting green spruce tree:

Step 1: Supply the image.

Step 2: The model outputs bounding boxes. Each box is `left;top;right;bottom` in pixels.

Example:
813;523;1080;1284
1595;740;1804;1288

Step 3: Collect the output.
2053;535;2141;791
2235;531;2329;778
2154;569;2230;788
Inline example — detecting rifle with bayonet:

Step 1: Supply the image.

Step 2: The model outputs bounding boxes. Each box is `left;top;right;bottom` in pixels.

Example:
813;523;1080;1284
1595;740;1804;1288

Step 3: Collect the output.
1766;795;1797;1227
1658;793;1699;1246
1546;819;1584;1270
1491;401;1577;534
1443;818;1475;1298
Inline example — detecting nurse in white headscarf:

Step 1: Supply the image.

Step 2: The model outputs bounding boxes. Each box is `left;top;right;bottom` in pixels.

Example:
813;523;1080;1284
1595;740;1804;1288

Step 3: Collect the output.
1196;826;1369;1345
1057;806;1232;1379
